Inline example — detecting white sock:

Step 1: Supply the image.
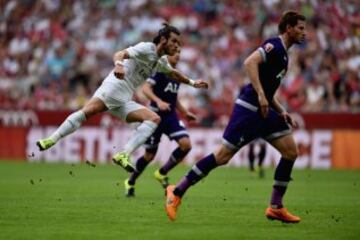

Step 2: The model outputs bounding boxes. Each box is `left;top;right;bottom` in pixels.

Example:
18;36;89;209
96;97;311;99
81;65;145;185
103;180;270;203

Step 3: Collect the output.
49;110;86;142
124;120;158;154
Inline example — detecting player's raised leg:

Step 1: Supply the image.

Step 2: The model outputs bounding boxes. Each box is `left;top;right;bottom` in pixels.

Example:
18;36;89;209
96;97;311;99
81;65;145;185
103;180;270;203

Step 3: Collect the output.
36;97;107;151
112;107;160;172
155;136;191;188
165;143;235;221
265;133;301;223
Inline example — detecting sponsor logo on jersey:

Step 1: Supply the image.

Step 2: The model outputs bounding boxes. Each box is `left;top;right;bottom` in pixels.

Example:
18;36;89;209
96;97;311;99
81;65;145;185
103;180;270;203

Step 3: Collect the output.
164;82;179;93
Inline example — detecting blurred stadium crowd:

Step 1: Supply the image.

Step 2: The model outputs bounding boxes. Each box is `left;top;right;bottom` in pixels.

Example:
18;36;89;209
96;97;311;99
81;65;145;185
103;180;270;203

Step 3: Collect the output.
0;0;359;126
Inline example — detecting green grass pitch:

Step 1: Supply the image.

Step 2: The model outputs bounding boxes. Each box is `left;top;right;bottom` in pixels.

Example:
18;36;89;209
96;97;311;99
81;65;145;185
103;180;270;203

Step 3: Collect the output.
0;160;359;240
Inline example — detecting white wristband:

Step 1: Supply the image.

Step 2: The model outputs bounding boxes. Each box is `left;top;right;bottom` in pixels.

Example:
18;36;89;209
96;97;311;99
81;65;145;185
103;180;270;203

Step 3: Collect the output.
188;79;195;86
115;60;124;66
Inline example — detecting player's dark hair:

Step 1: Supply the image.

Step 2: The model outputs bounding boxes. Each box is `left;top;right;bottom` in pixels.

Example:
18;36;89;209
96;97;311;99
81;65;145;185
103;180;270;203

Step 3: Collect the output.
278;11;306;34
153;23;180;44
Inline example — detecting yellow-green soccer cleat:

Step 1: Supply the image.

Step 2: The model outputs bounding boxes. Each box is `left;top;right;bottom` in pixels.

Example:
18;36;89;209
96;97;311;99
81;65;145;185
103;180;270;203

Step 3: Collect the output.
124;179;135;197
154;169;169;188
112;152;135;173
36;138;55;151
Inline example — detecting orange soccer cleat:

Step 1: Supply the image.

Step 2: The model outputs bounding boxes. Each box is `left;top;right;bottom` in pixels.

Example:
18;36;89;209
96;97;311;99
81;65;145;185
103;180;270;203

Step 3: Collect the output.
265;206;301;223
165;185;182;221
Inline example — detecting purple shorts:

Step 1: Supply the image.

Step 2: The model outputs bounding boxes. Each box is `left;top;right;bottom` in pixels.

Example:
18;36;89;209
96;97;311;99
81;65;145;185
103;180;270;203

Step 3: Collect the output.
222;99;292;151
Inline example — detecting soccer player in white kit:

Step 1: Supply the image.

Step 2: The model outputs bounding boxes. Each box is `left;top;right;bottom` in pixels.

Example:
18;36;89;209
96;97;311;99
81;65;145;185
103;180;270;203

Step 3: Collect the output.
36;23;208;172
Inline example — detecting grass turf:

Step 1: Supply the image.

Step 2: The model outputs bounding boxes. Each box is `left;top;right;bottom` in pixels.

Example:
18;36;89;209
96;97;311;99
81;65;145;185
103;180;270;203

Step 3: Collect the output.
0;160;359;240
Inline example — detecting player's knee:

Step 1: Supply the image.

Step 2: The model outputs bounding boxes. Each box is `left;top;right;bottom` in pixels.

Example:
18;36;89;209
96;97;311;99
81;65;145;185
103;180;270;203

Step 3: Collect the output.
148;114;161;125
179;139;192;152
214;145;234;165
144;152;155;161
214;154;231;165
283;148;298;161
82;107;96;118
82;99;106;118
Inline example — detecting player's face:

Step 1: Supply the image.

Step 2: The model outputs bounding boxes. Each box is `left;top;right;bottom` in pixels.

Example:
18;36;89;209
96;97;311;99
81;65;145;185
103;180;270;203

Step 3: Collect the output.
165;32;181;56
289;20;306;44
168;48;181;66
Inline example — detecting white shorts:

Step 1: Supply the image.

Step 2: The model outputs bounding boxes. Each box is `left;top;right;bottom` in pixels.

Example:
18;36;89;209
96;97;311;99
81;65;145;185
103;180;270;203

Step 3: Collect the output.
93;80;145;121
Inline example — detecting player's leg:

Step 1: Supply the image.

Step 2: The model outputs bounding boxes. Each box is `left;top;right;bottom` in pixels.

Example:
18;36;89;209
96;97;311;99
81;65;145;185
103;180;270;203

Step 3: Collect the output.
130;149;157;185
156;117;191;187
248;142;255;172
165;143;236;221
112;105;160;172
265;115;300;223
156;136;191;188
125;148;157;197
258;141;266;178
124;126;162;196
36;97;107;151
173;143;235;197
165;101;259;220
124;107;160;154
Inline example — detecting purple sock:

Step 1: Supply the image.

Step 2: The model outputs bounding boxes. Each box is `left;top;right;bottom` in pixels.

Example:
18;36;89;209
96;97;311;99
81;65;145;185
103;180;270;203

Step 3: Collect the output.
128;157;150;185
270;158;295;208
159;147;190;175
271;186;286;208
174;153;218;197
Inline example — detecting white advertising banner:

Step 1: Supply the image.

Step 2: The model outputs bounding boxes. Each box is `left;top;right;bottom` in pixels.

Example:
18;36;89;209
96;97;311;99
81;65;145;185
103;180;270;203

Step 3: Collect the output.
26;127;332;169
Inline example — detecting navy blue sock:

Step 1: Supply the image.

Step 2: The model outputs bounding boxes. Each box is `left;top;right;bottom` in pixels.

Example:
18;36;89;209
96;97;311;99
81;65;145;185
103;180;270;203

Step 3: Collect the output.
174;153;218;197
270;158;295;208
258;144;266;167
248;143;255;171
128;157;150;185
159;147;190;175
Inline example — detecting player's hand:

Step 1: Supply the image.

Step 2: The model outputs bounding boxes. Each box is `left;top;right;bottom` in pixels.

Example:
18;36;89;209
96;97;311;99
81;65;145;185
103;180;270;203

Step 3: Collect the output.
114;65;125;79
281;112;298;128
157;100;171;111
193;80;208;89
258;94;269;118
185;111;197;121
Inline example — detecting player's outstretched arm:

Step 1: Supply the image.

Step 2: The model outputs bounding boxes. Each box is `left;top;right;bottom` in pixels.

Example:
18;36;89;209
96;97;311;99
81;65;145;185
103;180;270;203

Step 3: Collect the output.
176;100;197;121
168;69;208;89
142;82;170;111
244;50;268;117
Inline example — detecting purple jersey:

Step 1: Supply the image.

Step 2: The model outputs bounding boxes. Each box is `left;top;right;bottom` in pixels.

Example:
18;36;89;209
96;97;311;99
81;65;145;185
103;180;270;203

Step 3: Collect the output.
222;36;291;150
147;72;180;115
144;72;188;150
239;37;288;107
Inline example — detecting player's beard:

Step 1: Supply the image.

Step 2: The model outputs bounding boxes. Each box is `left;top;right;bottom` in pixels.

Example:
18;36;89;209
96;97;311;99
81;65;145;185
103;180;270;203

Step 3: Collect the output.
295;37;305;44
292;33;304;45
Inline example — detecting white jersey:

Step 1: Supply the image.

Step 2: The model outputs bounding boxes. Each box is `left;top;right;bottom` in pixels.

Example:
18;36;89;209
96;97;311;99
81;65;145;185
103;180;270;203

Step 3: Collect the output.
103;42;174;91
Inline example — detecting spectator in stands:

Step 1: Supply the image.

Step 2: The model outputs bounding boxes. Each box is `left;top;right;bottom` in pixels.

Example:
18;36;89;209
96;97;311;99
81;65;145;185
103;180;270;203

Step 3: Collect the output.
0;0;359;124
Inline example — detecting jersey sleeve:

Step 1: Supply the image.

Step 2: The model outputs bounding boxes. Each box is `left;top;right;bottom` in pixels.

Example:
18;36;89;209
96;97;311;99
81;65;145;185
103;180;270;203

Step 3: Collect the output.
126;42;155;59
155;55;174;74
257;40;280;62
146;73;160;86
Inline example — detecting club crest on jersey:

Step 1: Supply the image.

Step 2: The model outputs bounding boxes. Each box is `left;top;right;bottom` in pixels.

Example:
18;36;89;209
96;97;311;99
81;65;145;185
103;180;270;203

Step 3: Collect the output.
264;43;274;52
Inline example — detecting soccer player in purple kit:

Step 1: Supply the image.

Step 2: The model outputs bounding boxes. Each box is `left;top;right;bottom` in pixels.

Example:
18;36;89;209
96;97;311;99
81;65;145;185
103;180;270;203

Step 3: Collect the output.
124;48;197;196
165;11;306;223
